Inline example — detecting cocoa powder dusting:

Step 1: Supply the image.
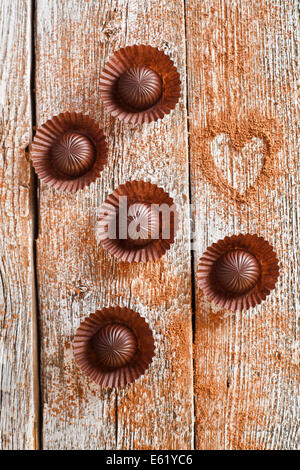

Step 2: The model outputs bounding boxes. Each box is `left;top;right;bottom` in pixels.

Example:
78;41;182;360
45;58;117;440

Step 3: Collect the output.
186;0;298;450
30;0;298;451
191;112;283;205
117;314;193;450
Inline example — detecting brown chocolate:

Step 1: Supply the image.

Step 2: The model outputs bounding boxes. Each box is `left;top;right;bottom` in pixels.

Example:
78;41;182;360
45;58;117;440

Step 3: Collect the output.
197;234;279;311
31;112;108;192
117;66;162;110
126;203;160;247
96;180;178;263
214;250;260;294
51;131;95;177
73;306;155;388
92;324;137;369
99;45;181;124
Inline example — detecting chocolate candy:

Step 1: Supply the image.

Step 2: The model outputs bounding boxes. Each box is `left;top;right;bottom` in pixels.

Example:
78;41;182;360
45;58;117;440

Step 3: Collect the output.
92;324;137;369
197;234;279;311
51;131;95;177
74;307;155;388
96;181;178;263
100;45;181;124
117;66;162;111
32;112;107;192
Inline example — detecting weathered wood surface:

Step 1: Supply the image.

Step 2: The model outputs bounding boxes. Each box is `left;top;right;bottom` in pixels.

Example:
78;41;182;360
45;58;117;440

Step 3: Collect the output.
0;0;38;449
186;0;299;450
35;0;193;450
1;0;298;450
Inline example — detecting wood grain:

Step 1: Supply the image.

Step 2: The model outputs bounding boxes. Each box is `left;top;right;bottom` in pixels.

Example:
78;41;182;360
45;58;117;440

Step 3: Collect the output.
0;0;37;450
35;0;193;449
1;0;298;450
186;0;299;450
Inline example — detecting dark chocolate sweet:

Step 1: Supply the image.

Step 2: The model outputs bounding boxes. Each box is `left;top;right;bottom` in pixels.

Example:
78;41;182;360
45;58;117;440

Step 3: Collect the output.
197;234;279;311
117;66;162;110
74;306;155;388
99;45;181;124
96;181;178;263
214;250;260;294
31;112;108;192
51;131;95;177
126;203;160;247
92;324;137;369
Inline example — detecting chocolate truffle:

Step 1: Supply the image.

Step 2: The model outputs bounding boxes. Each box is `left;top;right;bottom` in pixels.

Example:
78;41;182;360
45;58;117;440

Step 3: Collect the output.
99;45;181;124
31;112;108;192
117;66;162;110
126;203;160;246
51;131;95;177
96;180;178;263
73;306;155;388
197;234;279;311
92;324;137;369
214;250;260;294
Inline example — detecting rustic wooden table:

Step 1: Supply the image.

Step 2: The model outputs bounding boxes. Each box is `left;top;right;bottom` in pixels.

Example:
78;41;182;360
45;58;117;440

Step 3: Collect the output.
0;0;298;450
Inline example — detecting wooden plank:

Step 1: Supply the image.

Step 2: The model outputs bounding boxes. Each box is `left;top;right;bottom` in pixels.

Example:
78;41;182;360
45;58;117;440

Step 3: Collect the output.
35;0;193;449
186;0;299;449
0;0;37;449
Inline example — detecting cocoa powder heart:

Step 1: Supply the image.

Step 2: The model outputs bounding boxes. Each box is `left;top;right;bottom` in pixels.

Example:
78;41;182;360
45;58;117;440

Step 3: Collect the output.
192;113;282;204
211;133;264;195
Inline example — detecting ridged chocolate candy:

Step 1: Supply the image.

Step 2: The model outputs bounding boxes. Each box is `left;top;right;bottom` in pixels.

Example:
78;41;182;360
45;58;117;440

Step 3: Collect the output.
117;66;162;110
92;324;137;369
51;131;95;177
215;249;260;294
126;203;160;246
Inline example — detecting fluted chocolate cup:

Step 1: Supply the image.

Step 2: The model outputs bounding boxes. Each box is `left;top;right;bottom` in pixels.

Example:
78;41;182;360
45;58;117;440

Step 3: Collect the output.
96;180;178;262
73;306;155;388
31;112;108;192
99;45;181;124
197;234;279;311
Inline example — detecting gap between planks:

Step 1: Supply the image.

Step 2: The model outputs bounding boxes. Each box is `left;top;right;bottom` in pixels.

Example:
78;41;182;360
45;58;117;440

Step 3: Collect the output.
29;0;41;451
183;0;197;452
